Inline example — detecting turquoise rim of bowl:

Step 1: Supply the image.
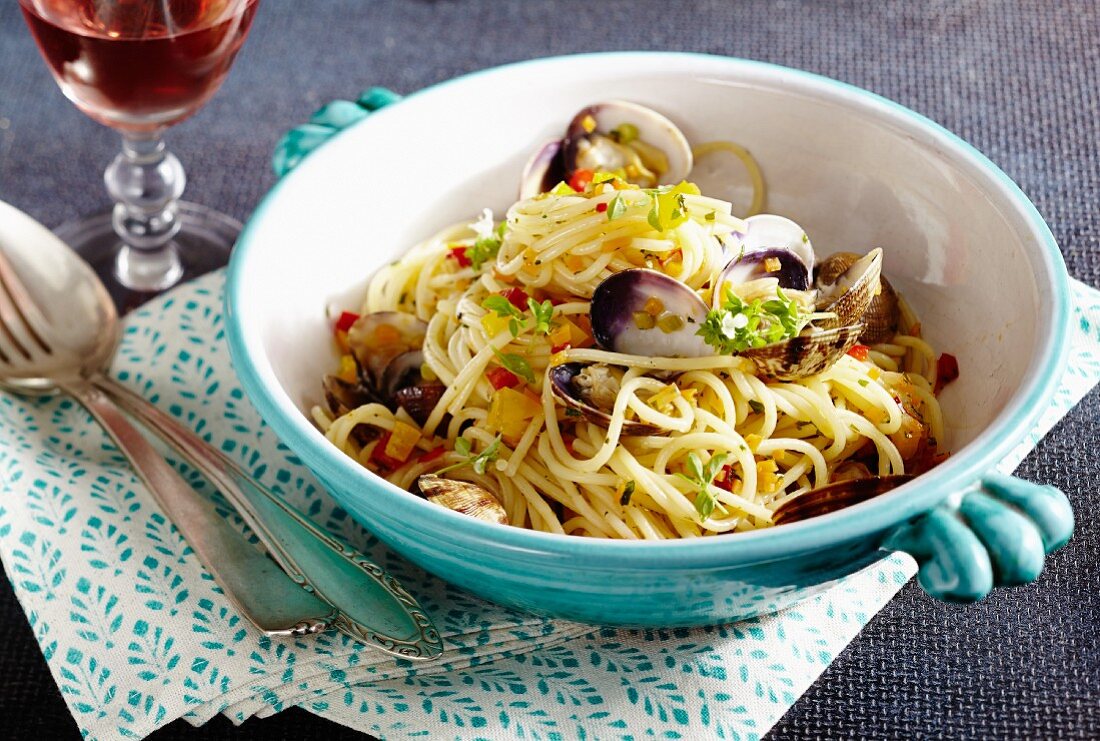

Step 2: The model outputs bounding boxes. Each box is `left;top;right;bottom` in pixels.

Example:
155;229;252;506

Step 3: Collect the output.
226;52;1072;567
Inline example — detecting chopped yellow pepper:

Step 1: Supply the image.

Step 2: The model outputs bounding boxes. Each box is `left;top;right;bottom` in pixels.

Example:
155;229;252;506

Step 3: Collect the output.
548;322;572;348
756;459;780;491
481;312;512;337
384;421;420;462
486;387;542;445
337;354;358;383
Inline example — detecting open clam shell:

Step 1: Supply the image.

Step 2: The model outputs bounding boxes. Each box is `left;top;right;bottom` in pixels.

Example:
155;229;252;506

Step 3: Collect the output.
714;247;812;301
741;214;816;275
590;269;711;357
519;139;566;199
773;474;914;525
742;324;865;380
346;312;429;390
814;248;883;329
817;251;899;344
549;363;659;435
564;101;693;186
416;474;508;525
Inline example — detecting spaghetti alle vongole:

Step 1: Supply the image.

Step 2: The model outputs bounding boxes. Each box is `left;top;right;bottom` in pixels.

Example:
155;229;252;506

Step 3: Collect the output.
313;172;956;540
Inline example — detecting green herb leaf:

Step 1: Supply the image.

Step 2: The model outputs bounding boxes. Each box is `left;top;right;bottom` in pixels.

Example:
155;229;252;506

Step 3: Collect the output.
468;235;502;272
647;195;662;231
492;348;535;384
705;210;716;222
747;399;765;414
619;480;636;506
676;452;728;521
482;294;524;319
697;286;813;355
607;194;627;221
527;298;555;335
434;434;503;475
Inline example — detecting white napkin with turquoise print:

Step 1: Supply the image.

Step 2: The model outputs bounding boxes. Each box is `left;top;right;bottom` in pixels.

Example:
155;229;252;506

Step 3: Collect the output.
1;271;1098;740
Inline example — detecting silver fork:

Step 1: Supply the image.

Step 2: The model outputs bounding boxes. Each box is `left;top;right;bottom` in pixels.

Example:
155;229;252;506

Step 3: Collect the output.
0;204;442;659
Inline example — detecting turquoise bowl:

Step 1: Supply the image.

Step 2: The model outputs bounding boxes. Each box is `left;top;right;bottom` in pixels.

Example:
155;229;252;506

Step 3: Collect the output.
226;53;1073;626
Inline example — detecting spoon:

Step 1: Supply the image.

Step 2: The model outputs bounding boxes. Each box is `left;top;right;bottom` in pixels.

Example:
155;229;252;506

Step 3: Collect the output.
0;201;442;660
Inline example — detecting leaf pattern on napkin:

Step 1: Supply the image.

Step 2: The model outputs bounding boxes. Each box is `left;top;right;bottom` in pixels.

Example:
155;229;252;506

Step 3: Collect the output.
0;271;591;741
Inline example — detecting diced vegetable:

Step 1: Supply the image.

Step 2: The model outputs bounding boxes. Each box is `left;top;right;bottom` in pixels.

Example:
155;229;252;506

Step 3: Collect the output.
420;446;446;463
486;387;542;445
369;431;404;469
449;246;472;267
480;312;512;337
384;421;420;462
337;354;358;383
569;168;595;192
486;366;521;390
548;321;572;351
847;344;870;361
335;311;359;334
935;353;959;394
501;286;529;310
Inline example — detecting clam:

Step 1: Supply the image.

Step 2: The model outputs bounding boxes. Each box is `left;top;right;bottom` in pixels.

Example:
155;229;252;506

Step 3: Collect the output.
590;269;711;357
416;474;508;525
813;248;883;329
741;324;865;381
519;140;565;200
346;312;428;391
816;251;899;344
713;247;812;300
740;214;815;275
549;363;659;435
323;373;376;417
773;474;913;525
520;101;693;197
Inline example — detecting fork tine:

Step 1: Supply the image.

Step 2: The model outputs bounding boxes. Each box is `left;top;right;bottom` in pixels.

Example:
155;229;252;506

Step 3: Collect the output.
0;248;53;359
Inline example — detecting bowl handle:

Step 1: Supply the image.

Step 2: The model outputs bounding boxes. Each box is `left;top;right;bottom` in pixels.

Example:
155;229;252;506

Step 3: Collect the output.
882;473;1073;602
272;87;403;177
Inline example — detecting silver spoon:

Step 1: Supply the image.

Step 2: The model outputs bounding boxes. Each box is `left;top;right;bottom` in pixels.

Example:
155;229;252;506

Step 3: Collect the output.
0;200;442;660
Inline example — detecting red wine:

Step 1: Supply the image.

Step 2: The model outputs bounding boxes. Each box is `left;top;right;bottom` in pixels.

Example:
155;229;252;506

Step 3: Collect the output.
20;0;259;132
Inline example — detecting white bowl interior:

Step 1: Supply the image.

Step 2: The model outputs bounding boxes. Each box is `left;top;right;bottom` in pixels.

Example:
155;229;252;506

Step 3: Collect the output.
237;55;1057;460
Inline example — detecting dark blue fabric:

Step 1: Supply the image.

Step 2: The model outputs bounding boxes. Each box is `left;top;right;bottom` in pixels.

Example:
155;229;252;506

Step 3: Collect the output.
1;1;1097;738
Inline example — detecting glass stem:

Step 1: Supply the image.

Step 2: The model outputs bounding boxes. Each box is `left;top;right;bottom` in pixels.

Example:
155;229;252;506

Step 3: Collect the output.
104;131;185;291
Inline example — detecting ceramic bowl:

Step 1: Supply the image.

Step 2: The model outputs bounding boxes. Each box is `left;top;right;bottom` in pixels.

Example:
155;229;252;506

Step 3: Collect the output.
226;53;1073;626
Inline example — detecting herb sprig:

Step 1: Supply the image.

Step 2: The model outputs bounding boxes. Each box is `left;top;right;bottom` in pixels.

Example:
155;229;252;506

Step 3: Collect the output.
697;287;813;354
491;347;536;384
435;434;503;475
481;295;556;338
676;452;729;520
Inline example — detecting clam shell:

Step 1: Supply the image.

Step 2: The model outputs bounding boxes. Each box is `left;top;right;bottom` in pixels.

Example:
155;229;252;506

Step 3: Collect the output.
816;251;899;344
417;474;508;525
519;139;565;199
549;363;659;435
714;247;812;302
773;474;913;525
346;312;428;390
590;269;711;357
563;101;693;185
815;248;883;329
741;214;815;275
323;374;376;417
741;324;864;381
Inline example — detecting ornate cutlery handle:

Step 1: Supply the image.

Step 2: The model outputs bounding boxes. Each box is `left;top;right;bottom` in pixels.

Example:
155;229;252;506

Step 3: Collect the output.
65;380;335;636
94;374;443;660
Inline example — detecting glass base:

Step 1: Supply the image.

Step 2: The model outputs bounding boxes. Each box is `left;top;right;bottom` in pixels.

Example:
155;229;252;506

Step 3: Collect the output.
53;201;241;315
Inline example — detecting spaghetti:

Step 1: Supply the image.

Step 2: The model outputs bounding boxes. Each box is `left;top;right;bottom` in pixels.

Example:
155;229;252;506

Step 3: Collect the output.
314;178;949;539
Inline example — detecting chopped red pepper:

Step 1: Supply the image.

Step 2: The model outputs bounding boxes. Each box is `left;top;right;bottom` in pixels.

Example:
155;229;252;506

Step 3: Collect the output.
568;168;594;192
713;464;736;492
501;286;530;311
935;353;960;394
847;344;870;362
449;246;472;267
551;342;571;354
420;446;446;463
486;366;521;390
369;431;404;469
335;311;360;334
595;202;608;213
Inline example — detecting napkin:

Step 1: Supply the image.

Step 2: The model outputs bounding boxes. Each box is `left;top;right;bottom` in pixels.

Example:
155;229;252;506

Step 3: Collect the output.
0;272;1097;740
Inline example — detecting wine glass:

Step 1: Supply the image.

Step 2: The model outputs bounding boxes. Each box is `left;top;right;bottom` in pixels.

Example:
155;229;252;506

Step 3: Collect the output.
19;0;260;311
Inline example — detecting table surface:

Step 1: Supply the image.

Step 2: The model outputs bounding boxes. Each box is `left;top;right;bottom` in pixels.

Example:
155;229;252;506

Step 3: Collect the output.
1;1;1098;738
